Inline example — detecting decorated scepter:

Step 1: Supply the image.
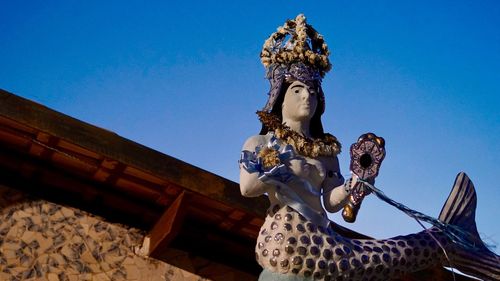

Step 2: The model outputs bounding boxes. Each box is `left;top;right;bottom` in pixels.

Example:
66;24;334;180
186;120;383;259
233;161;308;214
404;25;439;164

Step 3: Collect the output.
342;133;386;223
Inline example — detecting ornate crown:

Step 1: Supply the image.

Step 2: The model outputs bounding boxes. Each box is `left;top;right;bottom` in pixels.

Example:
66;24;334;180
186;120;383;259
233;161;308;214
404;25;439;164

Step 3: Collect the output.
259;14;331;114
260;14;332;78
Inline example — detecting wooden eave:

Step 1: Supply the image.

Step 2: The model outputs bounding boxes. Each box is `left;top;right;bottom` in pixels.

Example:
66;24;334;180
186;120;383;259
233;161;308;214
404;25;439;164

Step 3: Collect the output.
0;89;474;280
0;89;268;275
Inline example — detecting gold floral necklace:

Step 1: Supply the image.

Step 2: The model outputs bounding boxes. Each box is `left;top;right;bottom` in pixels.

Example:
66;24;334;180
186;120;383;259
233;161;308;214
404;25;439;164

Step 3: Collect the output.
257;111;341;158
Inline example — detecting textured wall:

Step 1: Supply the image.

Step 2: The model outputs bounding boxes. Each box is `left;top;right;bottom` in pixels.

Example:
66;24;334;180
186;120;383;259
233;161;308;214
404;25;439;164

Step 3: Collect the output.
0;184;254;281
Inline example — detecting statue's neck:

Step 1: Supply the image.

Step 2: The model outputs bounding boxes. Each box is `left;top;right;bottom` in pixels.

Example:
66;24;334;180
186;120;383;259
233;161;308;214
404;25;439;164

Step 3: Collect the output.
282;118;311;139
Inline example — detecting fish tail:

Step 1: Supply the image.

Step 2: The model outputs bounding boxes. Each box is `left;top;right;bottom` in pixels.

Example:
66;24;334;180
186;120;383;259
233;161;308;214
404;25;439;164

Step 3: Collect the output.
438;172;500;280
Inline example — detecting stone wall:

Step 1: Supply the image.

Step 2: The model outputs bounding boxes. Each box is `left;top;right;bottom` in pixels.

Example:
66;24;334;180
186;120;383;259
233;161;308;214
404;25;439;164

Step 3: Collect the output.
0;184;255;281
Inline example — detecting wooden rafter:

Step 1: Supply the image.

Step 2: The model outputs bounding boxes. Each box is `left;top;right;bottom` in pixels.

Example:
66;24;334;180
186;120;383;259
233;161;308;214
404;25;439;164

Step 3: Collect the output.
148;191;188;257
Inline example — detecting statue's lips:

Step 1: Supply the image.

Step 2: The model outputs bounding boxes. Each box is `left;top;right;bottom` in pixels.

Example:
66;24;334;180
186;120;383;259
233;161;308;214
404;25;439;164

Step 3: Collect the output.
300;104;311;110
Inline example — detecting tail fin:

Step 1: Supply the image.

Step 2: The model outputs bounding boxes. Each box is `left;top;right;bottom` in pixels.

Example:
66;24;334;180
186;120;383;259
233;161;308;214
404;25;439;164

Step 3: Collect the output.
438;172;480;239
439;172;500;280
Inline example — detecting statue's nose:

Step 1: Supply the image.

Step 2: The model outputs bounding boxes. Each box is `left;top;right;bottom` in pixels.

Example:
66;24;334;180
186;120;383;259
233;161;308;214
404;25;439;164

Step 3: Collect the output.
301;89;311;100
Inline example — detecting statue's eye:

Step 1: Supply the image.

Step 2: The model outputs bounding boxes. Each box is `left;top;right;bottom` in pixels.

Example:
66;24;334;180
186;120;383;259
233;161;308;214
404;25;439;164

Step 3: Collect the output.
294;89;300;94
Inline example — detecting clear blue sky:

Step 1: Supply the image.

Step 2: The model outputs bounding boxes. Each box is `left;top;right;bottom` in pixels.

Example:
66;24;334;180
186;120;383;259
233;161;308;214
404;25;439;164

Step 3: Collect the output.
1;1;498;253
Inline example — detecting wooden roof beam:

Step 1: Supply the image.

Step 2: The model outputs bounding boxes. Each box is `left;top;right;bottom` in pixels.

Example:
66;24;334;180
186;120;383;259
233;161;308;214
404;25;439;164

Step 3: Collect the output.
137;191;188;258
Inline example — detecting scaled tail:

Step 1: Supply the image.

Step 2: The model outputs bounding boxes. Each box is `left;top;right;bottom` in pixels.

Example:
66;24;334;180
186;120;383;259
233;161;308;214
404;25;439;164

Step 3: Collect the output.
438;172;500;280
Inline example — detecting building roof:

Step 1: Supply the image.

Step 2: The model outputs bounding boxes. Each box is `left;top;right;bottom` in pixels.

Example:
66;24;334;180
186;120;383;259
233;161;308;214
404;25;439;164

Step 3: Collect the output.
0;89;474;280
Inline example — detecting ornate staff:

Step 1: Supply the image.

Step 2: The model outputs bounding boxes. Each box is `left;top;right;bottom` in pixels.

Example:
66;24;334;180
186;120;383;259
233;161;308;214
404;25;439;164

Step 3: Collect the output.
342;133;386;222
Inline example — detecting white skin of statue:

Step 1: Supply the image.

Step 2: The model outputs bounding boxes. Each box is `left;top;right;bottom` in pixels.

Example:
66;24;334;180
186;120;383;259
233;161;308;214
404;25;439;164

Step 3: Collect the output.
240;80;362;215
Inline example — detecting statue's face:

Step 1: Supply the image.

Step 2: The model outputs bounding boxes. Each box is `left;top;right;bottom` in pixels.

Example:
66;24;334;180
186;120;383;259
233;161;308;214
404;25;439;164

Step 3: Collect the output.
282;80;318;122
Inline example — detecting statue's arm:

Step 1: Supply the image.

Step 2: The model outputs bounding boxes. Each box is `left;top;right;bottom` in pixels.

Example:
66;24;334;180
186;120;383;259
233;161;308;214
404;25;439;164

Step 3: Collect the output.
322;156;357;213
239;135;273;197
324;187;349;213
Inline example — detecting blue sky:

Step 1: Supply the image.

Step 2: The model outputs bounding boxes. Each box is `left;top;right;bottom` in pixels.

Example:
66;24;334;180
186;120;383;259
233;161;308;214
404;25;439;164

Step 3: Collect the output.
1;1;499;253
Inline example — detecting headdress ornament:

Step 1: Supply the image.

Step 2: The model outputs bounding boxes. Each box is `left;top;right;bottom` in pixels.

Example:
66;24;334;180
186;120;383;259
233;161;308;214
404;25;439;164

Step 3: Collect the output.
261;14;332;113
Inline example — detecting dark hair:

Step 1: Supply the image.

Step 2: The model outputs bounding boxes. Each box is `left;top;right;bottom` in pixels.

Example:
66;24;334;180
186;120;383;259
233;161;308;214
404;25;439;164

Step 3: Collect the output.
259;80;325;138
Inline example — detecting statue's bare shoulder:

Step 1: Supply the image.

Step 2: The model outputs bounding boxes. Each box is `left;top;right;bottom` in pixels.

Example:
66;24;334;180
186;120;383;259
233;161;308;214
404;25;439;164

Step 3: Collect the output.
242;134;272;151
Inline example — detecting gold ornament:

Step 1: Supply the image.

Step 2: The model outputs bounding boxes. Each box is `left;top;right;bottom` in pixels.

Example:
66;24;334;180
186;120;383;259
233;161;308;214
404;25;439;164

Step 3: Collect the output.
257;111;341;158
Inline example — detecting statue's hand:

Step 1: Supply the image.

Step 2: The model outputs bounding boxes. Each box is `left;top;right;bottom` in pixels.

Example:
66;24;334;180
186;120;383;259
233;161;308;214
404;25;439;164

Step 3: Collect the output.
286;158;309;178
285;157;325;187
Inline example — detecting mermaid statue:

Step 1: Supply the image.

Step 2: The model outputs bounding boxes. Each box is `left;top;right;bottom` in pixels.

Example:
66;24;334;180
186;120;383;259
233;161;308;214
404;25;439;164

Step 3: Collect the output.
239;14;499;281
